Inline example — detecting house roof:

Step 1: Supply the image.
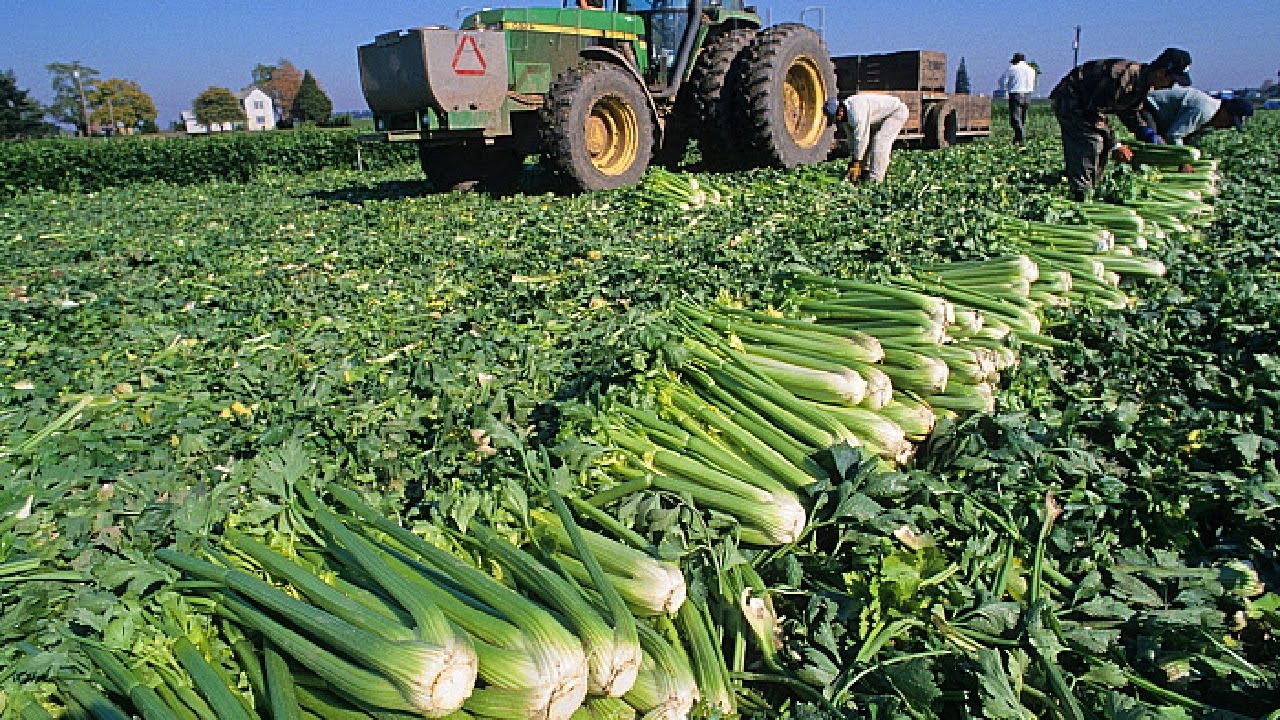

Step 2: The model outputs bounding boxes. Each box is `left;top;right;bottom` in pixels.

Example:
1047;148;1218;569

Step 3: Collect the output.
236;85;270;101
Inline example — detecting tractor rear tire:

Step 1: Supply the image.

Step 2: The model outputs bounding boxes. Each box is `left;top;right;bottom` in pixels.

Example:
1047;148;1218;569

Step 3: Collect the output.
542;61;655;192
689;28;758;169
419;143;523;194
734;23;836;168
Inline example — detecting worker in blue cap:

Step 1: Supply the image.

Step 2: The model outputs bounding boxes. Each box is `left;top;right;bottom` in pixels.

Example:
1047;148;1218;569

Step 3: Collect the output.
822;94;909;183
1143;87;1254;145
1049;47;1192;199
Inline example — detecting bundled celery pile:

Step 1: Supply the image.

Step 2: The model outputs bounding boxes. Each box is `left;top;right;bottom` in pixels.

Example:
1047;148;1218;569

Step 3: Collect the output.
573;164;1222;571
637;168;730;212
1127;140;1202;168
577;272;1027;553
44;486;708;720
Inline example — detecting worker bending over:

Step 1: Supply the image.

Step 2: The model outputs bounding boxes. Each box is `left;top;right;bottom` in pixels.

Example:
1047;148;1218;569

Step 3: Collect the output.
823;94;910;183
1143;86;1254;145
1048;47;1191;199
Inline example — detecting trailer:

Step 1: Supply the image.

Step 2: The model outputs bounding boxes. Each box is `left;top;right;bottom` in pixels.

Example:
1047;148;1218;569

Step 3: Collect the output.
832;50;991;148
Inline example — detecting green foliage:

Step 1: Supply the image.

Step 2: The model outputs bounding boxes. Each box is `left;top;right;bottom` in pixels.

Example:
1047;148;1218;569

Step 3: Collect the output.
0;129;415;195
253;59;302;123
44;61;98;133
86;78;157;132
291;70;332;124
1;111;1278;719
0;70;54;139
192;86;245;131
323;113;353;128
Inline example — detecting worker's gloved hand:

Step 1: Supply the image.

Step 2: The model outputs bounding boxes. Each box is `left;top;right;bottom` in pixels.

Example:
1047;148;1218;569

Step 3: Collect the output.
1112;144;1135;163
1135;126;1159;144
846;162;862;183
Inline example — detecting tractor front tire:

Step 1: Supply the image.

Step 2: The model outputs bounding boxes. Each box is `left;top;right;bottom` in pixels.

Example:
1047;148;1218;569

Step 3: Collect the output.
542;61;655;192
735;23;836;168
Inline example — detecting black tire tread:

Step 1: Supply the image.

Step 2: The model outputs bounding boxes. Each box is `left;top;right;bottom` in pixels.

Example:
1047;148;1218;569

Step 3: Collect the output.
541;61;654;192
689;28;759;167
924;102;958;149
735;23;836;168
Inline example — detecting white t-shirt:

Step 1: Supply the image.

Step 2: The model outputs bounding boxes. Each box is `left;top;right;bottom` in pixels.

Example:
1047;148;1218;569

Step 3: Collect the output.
999;62;1037;94
839;94;909;161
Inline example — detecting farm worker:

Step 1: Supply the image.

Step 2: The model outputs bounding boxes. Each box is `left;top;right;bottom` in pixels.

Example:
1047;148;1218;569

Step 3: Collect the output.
578;0;604;8
998;52;1037;143
1143;87;1254;145
1049;47;1192;200
823;94;910;183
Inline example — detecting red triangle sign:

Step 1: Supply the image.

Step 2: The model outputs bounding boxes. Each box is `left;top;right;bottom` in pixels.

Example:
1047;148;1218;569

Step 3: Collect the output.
452;35;488;76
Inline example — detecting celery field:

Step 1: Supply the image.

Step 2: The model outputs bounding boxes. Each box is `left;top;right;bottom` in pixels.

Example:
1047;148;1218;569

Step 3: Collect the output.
1;110;1278;719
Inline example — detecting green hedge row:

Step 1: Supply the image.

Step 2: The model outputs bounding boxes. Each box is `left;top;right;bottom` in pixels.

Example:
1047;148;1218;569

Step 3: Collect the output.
0;129;417;196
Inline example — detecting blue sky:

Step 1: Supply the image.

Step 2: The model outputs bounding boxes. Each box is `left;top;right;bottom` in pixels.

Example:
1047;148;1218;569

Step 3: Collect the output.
3;1;1276;126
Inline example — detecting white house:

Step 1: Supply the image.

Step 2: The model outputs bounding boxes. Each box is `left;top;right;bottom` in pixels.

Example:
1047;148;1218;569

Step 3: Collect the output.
182;85;276;134
238;86;276;131
180;111;233;134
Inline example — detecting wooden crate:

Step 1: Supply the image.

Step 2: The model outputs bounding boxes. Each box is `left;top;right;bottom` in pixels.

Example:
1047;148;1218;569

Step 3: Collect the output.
833;51;948;93
954;94;992;132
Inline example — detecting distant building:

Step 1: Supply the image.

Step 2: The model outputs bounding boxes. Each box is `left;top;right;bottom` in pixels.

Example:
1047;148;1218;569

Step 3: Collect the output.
180;111;234;134
181;85;276;134
238;86;276;131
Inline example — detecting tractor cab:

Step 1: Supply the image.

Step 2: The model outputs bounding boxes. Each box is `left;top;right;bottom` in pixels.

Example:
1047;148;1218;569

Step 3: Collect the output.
562;0;756;89
617;0;694;84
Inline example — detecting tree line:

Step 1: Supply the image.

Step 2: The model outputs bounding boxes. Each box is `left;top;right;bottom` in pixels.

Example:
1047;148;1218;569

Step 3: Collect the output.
1;59;336;140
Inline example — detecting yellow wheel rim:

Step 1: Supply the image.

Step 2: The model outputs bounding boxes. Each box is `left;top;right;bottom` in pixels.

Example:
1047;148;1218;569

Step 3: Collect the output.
783;56;826;148
585;95;639;176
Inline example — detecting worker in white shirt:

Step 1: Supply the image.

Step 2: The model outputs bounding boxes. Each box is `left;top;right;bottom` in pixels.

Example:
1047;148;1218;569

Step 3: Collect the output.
822;94;909;183
999;52;1037;143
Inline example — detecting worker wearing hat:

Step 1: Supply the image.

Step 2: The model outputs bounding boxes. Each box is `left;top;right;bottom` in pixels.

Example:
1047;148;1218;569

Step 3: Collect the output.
1049;47;1192;199
999;52;1038;143
1143;87;1254;146
822;94;910;183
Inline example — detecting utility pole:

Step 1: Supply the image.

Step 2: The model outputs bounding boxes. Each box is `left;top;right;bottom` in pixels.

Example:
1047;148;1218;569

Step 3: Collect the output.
1073;26;1081;68
72;68;91;137
106;97;116;136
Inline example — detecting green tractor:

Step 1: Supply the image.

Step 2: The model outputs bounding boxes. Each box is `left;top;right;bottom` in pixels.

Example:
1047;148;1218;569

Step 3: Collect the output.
358;0;837;192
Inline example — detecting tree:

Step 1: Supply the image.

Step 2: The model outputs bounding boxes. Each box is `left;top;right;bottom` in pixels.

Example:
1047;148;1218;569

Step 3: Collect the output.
1;70;55;139
954;56;971;94
253;59;302;123
192;87;245;132
291;70;333;124
46;61;99;134
87;78;157;134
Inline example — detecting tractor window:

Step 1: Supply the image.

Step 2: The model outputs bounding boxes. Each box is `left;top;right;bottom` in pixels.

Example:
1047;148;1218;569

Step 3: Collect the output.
620;0;691;81
617;0;689;13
